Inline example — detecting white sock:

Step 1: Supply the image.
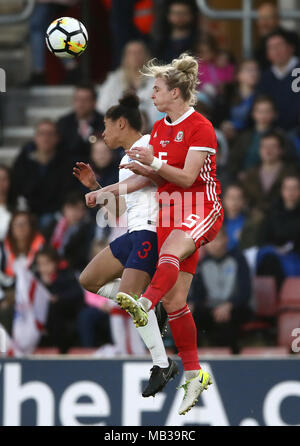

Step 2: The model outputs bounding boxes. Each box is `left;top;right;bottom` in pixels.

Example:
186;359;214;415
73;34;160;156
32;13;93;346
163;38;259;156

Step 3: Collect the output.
185;370;201;380
128;319;146;355
137;310;169;368
110;313;127;354
138;296;152;311
97;279;121;301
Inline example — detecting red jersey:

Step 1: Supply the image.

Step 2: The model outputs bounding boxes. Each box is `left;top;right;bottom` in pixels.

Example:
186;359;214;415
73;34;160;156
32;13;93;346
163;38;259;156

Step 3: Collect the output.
150;108;221;204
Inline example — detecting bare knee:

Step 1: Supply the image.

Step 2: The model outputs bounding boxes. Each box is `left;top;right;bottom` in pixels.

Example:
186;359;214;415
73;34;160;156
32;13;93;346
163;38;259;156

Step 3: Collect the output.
162;295;186;314
79;270;101;294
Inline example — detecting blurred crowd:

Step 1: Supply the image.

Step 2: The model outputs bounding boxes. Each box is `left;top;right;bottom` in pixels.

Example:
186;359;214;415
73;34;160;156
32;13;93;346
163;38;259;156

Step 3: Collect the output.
0;0;300;355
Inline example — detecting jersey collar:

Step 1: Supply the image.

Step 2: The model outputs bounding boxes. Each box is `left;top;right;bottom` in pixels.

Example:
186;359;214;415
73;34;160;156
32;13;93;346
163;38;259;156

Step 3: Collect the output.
164;107;195;126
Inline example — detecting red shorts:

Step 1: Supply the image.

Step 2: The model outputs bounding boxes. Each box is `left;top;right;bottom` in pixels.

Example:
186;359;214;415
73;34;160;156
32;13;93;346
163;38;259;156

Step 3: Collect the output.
157;201;224;275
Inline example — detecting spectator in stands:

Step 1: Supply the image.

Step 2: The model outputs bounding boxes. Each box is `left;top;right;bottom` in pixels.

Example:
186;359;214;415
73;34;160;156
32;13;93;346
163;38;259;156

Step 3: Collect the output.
152;0;199;64
0;211;45;278
242;131;296;215
195;99;230;188
110;0;154;68
11;120;76;228
97;40;157;125
57;83;104;163
215;59;260;140
257;29;300;131
78;238;112;348
48;192;95;273
197;35;235;99
26;0;81;85
0;211;45;333
223;184;260;251
188;227;252;353
254;2;300;69
35;246;84;353
0;165;14;242
257;175;300;286
229;95;277;179
288;115;300;162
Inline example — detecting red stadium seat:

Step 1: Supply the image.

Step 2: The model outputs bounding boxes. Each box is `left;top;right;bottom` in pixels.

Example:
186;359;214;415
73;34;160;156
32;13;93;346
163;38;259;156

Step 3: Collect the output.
67;348;97;355
197;348;232;356
280;278;300;308
253;276;277;317
241;347;289;356
278;312;300;348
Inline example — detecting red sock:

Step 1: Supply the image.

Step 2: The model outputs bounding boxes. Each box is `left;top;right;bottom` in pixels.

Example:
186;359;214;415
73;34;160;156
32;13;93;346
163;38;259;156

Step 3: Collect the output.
142;254;180;310
168;305;201;371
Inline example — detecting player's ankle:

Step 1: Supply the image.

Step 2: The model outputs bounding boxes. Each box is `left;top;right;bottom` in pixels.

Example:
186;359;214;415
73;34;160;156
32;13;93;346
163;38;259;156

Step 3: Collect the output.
138;296;152;312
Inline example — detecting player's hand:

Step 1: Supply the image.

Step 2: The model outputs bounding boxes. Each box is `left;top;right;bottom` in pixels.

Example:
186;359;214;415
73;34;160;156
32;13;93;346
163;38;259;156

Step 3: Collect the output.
213;302;232;323
120;162;152;177
85;190;98;208
126;146;154;166
73;162;99;190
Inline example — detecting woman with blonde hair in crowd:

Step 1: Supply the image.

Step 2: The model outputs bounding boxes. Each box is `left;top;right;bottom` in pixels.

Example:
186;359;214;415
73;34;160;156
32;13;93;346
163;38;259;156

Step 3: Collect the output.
97;40;158;125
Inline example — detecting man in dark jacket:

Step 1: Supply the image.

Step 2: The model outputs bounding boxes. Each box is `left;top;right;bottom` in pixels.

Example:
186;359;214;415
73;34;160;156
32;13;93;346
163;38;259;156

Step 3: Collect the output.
11;120;77;228
254;3;300;70
257;175;300;286
257;30;300;131
188;227;252;353
57;82;104;163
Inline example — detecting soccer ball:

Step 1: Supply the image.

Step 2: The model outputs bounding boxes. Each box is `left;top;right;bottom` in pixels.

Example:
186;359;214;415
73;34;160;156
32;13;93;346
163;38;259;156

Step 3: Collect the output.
45;17;88;58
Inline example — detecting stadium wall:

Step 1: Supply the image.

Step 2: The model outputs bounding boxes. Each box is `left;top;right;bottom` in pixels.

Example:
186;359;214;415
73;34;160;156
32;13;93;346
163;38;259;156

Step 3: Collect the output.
0;358;299;426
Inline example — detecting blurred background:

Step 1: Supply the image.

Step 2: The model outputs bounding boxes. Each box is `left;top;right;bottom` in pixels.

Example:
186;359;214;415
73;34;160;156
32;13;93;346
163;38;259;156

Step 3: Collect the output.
0;0;300;427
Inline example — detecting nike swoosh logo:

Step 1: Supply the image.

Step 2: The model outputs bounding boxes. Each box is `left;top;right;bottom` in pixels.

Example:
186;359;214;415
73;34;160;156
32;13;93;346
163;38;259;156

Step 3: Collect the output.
162;363;176;381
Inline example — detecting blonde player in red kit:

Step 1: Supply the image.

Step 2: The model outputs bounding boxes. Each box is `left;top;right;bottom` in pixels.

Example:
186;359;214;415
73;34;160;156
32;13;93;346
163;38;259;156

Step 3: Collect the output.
117;53;224;415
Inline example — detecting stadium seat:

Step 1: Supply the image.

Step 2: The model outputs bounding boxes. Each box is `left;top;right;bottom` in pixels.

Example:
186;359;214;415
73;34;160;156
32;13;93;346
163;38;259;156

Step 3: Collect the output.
241;347;289;356
253;276;277;317
197;347;232;356
279;278;300;308
67;348;97;355
278;312;300;348
33;348;59;355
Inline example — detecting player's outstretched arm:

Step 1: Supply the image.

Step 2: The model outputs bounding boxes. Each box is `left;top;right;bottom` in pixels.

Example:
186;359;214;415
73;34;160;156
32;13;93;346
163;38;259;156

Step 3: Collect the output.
129;147;208;189
100;173;152;197
84;173;151;209
120;161;166;187
73;162;101;191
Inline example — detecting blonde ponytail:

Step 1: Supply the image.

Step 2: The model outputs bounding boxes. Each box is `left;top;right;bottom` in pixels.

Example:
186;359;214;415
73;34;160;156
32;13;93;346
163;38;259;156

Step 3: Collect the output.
141;53;199;105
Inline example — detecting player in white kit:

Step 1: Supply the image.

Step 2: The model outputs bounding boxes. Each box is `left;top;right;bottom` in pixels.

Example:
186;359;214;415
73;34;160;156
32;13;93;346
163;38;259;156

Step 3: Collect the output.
75;94;178;396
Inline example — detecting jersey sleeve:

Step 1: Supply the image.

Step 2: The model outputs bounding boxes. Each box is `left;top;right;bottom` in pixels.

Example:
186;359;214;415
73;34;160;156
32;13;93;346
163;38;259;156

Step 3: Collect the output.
188;123;217;155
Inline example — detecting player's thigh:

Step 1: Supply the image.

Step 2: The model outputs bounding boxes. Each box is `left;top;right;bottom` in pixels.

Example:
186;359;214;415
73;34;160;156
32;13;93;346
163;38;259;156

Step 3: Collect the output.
162;271;193;313
79;245;123;292
119;268;151;296
160;229;196;261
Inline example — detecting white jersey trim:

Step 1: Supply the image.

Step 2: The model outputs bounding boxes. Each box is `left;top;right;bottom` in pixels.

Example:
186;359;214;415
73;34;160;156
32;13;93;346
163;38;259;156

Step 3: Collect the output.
189;146;216;154
163;107;195;126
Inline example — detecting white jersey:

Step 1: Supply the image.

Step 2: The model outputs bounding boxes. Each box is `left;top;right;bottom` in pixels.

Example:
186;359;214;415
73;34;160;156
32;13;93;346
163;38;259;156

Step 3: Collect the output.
119;134;158;233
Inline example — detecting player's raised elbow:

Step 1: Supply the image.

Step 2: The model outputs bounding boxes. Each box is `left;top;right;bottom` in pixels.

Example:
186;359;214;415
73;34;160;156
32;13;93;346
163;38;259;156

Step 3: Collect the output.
176;177;194;188
181;174;196;188
185;178;195;188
